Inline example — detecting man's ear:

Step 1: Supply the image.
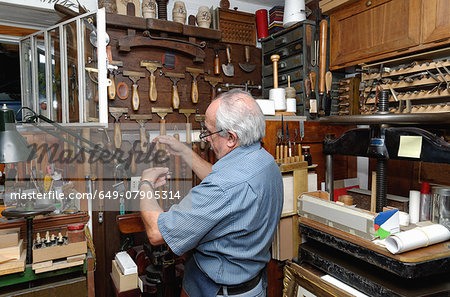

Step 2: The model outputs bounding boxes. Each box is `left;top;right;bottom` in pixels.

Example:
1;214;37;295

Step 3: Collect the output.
226;131;239;148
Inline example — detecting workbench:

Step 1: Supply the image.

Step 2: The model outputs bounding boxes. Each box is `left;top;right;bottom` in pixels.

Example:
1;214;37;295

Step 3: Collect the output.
298;217;450;296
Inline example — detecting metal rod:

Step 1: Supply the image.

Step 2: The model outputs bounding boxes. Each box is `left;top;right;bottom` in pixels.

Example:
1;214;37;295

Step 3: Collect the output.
326;154;334;201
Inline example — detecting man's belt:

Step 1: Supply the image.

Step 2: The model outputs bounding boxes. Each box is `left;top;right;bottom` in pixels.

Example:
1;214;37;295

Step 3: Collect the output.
217;272;261;296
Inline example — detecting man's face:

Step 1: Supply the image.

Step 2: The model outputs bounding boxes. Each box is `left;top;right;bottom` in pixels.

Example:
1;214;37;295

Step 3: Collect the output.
204;100;229;159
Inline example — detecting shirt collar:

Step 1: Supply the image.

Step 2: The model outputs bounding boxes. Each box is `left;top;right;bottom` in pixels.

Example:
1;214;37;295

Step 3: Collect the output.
212;142;262;171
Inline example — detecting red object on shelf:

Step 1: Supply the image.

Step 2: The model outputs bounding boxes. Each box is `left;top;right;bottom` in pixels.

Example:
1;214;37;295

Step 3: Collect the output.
256;9;269;39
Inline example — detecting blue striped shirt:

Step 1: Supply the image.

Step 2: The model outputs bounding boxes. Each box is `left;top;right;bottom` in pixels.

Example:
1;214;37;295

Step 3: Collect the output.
158;142;283;285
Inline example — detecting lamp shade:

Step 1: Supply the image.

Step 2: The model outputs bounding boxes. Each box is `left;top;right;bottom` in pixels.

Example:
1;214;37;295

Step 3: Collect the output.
0;104;36;163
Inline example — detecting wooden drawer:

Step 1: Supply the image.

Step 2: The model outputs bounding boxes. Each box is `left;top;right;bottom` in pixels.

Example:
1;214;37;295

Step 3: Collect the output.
263;40;302;65
263;27;302;53
263;54;303;77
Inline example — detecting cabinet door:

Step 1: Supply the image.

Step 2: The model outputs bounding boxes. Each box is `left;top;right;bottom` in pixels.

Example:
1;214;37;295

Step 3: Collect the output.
330;0;421;69
422;0;450;44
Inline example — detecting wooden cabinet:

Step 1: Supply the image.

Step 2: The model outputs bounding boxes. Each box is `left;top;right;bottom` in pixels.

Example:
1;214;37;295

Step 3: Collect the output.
422;0;450;44
329;0;450;69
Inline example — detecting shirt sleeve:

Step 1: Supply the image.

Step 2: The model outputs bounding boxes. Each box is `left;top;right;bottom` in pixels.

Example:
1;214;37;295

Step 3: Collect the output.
157;181;230;256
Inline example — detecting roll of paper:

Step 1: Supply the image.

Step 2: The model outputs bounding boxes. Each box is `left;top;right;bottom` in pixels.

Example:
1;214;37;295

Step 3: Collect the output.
286;98;296;112
269;88;286;111
385;224;450;254
409;190;420;224
399;211;410;226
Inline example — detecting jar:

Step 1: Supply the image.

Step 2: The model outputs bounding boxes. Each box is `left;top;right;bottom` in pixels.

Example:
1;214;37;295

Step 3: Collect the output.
302;146;312;166
67;223;85;243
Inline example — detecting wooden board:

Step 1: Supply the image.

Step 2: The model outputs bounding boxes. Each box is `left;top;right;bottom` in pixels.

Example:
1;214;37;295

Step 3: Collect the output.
300;217;450;263
32;253;86;270
0;239;23;263
0;249;26;276
0;228;19;249
32;241;87;263
34;258;84;274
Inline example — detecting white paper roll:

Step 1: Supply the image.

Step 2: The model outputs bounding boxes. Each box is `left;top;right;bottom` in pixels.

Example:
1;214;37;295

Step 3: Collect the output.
269;88;286;111
409;190;420;224
399;211;410;226
283;0;306;28
286;98;296;112
385;224;450;254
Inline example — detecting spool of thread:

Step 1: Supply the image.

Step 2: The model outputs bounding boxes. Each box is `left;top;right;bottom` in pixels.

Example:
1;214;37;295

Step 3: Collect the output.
286;98;296;112
341;195;353;206
409;190;421;224
285;76;296;98
269;88;286;111
283;0;306;28
256;9;269;40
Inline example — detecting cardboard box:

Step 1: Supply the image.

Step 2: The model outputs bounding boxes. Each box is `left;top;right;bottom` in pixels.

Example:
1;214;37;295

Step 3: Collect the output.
111;260;138;293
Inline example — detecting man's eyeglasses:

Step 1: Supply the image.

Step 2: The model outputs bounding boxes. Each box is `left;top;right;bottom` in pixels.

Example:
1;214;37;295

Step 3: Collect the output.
199;129;223;142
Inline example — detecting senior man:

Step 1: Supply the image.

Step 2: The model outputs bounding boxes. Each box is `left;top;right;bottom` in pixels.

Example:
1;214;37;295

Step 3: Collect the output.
140;89;283;297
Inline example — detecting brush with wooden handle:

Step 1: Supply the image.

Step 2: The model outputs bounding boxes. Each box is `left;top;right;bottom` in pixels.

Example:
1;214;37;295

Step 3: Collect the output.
318;19;328;117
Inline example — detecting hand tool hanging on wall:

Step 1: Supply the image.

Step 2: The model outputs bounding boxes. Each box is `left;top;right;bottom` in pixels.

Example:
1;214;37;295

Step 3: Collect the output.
208;44;226;75
152;107;173;163
304;78;311;111
130;114;152;153
204;76;223;101
109;107;128;149
325;71;332;116
195;111;207;150
309;72;318;118
107;46;116;100
123;71;146;111
163;72;185;109
186;67;204;104
179;109;195;144
222;46;235;77
318;19;328;117
141;61;163;102
239;46;256;73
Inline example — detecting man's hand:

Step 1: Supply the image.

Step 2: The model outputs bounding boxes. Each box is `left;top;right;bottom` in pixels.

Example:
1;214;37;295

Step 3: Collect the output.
154;135;190;157
141;167;170;188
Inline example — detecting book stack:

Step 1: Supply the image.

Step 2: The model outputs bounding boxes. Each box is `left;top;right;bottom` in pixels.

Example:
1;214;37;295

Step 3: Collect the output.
269;6;284;35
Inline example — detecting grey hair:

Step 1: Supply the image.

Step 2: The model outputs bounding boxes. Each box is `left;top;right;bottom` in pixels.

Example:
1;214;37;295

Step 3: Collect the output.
214;89;265;146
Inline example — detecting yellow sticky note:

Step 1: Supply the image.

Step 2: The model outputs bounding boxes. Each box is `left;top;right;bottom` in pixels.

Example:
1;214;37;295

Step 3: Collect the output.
398;136;422;158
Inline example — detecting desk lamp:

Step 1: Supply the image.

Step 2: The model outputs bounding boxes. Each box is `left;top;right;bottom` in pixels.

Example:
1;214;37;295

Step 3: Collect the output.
0;104;55;264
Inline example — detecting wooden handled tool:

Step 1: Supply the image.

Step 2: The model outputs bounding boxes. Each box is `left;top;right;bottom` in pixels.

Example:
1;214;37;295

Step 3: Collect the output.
271;54;280;88
186;67;204;104
318;20;328;117
130;114;152;153
239;46;256;73
204;76;223;101
304;78;311;110
107;46;115;100
141;60;162;102
309;72;317;116
173;133;181;193
325;71;332;116
222;45;234;77
179;109;195;144
109;107;128;149
123;71;145;111
214;50;220;75
164;72;185;109
152;107;172;137
319;20;328;95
